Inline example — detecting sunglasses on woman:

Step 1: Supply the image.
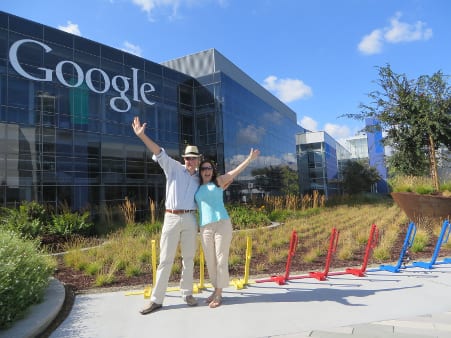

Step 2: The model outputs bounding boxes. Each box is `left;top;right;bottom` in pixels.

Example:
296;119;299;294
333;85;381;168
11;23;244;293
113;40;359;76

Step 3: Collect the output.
200;166;213;171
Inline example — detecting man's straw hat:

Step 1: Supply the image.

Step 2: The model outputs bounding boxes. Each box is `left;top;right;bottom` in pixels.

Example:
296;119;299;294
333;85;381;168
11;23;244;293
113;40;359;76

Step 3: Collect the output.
182;145;201;157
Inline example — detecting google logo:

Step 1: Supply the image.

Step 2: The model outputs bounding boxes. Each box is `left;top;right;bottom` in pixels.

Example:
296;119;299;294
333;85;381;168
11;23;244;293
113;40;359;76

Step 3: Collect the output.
9;39;157;113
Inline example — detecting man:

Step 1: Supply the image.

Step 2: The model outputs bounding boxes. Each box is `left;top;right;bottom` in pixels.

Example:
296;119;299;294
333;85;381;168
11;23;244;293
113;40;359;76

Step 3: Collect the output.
132;116;200;315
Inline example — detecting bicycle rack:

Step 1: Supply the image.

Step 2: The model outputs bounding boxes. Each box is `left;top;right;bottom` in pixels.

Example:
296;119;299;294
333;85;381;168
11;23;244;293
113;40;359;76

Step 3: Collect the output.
344;223;379;277
413;219;451;269
380;221;416;273
255;230;298;285
308;227;339;281
230;236;253;289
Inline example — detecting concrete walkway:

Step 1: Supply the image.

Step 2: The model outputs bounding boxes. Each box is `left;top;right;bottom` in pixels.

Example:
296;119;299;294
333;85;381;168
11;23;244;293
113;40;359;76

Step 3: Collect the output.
3;263;451;338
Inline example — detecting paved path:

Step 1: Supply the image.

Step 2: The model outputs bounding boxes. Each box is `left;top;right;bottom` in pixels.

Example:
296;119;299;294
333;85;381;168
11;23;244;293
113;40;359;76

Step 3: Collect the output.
52;264;451;337
2;264;451;338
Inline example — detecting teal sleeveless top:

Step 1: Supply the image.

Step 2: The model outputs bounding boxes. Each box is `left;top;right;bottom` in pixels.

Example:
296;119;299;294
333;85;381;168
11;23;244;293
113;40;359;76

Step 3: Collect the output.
195;182;230;226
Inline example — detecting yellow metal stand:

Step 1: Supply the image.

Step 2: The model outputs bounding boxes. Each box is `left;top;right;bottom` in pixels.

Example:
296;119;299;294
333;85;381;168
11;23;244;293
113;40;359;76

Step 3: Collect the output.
151;240;156;287
230;236;254;289
194;244;205;293
126;236;253;297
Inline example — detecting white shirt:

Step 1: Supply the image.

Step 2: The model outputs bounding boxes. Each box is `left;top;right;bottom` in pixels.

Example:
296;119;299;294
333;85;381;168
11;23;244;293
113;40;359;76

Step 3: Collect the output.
153;149;199;210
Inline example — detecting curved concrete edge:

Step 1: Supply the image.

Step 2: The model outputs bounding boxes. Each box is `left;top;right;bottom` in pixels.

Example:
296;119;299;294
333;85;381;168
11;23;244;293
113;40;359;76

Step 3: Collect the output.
0;277;65;338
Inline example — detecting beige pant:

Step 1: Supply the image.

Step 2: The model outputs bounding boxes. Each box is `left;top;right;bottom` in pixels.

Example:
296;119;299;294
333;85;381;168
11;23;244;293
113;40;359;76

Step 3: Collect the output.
151;212;197;304
200;219;233;289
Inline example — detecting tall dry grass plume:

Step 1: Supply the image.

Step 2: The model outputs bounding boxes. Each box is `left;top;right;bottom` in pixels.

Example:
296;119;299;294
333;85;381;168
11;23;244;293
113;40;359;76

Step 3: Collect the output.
263;192;325;211
285;194;298;210
312;190;319;208
149;198;156;224
302;194;312;210
120;196;136;225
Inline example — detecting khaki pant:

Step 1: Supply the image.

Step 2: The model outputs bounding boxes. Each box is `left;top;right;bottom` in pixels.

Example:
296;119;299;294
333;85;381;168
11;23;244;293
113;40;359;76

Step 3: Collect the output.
200;219;233;289
151;212;197;304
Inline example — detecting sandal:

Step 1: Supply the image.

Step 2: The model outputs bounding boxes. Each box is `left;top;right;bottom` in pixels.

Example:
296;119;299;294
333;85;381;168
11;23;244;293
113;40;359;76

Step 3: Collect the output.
209;294;222;308
205;292;216;303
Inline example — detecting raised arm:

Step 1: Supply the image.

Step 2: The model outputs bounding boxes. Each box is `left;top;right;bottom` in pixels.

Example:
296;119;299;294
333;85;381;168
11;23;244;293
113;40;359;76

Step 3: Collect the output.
132;116;161;155
217;148;260;189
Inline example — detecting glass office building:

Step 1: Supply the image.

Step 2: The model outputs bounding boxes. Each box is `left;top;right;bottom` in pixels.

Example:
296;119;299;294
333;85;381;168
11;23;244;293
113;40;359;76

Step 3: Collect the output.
296;131;350;197
0;12;304;217
345;118;388;193
163;50;303;200
297;118;389;197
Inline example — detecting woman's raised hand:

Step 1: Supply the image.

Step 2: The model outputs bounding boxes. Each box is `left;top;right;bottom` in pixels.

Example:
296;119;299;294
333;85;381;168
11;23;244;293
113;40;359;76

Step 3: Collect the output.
249;148;260;161
132;116;146;137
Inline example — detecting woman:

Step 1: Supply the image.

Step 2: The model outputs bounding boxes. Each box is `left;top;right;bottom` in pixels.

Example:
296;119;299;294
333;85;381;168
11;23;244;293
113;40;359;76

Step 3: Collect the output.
195;148;260;308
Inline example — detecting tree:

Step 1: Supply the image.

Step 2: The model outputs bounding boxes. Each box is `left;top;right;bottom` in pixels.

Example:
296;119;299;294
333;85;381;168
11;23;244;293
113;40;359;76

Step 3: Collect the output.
342;160;381;194
344;65;451;191
252;165;299;195
280;166;300;195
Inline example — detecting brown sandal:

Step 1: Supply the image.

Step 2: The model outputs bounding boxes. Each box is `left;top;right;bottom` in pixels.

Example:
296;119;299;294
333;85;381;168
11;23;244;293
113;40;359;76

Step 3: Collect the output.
205;292;216;303
209;294;222;308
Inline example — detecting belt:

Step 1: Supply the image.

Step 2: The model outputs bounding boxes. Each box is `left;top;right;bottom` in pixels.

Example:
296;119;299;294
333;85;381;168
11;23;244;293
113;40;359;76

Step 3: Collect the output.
165;209;196;214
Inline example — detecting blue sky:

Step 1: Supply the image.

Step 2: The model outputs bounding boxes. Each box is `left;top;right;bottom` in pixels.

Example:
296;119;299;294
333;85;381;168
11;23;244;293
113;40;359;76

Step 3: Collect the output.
2;0;450;142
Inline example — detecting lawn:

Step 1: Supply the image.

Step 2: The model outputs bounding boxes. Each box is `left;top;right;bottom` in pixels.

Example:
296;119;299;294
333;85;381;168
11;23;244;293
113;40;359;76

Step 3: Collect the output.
54;195;451;291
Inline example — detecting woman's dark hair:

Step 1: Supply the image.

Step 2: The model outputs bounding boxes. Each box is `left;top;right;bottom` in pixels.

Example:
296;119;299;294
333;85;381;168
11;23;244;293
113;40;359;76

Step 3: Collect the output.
199;160;219;186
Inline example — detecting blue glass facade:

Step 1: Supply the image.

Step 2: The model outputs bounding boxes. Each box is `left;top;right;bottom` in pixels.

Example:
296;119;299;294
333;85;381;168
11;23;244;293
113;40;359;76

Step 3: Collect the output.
296;132;346;197
0;12;303;216
365;118;388;193
297;127;389;196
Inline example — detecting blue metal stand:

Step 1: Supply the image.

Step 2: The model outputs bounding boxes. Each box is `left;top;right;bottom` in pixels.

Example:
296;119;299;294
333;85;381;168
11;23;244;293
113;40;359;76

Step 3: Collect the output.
413;219;450;269
380;221;416;273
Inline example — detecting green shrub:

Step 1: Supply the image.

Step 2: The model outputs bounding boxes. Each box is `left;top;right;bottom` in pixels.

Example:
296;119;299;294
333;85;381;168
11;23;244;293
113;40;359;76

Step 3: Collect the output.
414;186;434;194
268;209;296;222
0;201;50;238
0;201;94;239
51;210;93;236
85;262;102;276
227;205;271;230
125;265;141;277
123;221;163;236
440;181;451;193
326;193;390;207
372;246;391;262
94;274;114;287
0;230;56;329
410;230;429;253
389;175;451;194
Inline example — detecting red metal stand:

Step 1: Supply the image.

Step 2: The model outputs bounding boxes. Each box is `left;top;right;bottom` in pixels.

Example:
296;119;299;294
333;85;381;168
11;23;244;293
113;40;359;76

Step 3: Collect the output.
344;224;379;277
255;230;298;284
308;227;339;281
255;225;377;284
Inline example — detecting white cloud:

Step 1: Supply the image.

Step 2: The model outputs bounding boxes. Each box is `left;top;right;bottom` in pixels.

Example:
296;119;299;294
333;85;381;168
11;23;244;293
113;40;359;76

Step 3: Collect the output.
298;117;353;146
384;12;433;43
236;124;266;144
282;152;297;166
131;0;224;21
122;41;142;56
358;12;432;55
58;21;81;36
358;29;383;55
300;116;318;131
263;111;282;125
132;0;156;14
258;154;283;167
324;123;351;140
132;0;180;20
262;76;312;103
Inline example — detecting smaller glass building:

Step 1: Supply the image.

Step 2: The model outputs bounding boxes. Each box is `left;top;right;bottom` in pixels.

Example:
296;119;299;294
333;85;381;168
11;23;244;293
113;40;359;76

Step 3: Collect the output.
296;131;350;197
296;118;389;196
345;118;388;193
